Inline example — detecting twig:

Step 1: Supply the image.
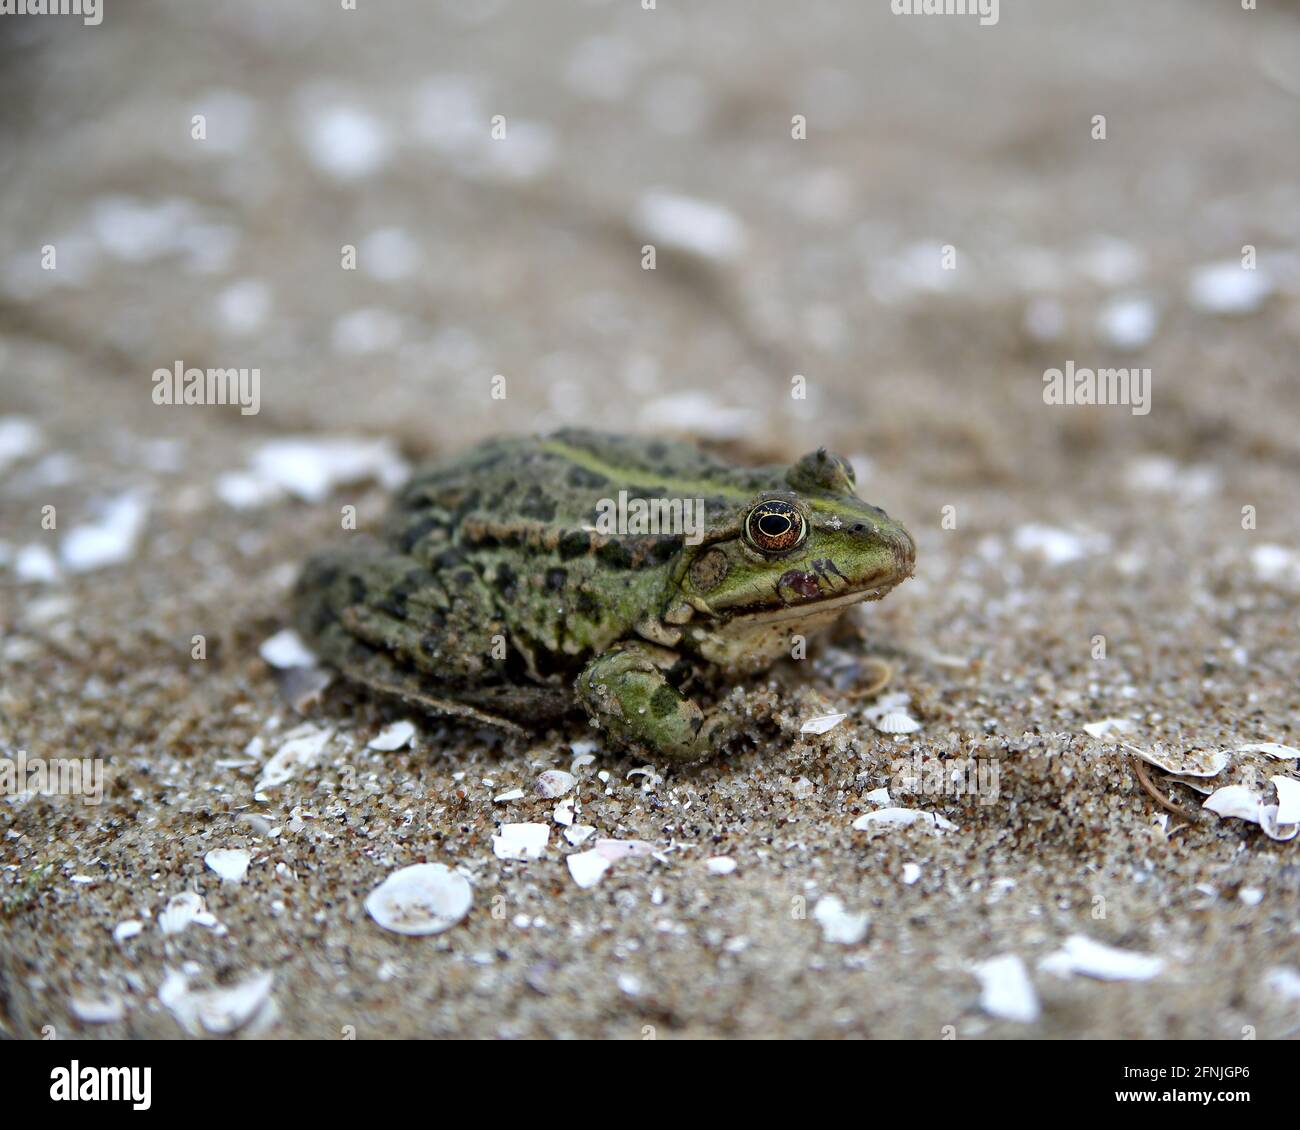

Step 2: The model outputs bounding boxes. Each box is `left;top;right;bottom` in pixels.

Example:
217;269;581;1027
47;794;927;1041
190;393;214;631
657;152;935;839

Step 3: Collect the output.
1132;755;1199;823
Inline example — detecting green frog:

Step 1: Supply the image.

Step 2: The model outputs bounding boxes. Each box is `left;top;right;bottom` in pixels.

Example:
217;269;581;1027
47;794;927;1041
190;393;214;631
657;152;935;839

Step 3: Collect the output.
292;430;915;762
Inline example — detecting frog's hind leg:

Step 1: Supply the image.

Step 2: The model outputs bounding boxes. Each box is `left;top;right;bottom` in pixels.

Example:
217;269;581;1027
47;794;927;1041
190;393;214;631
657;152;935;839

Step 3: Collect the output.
292;546;526;736
330;633;527;736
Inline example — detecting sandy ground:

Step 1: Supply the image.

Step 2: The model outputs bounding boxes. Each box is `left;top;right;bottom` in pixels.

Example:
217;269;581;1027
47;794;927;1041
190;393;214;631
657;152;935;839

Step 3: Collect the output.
2;0;1300;1039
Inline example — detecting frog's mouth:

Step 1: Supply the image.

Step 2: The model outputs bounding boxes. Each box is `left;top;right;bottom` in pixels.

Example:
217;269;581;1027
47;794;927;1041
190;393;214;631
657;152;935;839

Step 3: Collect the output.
725;581;897;627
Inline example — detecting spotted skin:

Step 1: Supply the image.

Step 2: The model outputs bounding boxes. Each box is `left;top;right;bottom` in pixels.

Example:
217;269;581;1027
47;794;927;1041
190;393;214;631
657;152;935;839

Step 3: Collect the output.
293;430;915;761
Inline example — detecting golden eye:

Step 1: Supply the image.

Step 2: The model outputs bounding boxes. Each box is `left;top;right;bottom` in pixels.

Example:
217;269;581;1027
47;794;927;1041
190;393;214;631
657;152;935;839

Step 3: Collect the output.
745;500;806;554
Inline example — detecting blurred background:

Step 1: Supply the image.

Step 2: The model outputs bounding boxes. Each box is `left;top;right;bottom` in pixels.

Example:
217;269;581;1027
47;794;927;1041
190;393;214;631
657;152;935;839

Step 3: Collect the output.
2;0;1300;1040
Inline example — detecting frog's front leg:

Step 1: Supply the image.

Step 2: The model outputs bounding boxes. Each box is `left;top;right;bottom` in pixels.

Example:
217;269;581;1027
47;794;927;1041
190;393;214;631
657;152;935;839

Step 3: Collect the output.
576;642;733;763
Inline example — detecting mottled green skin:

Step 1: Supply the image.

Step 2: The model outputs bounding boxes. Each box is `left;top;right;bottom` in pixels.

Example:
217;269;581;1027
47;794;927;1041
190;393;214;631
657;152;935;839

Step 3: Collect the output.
293;430;915;761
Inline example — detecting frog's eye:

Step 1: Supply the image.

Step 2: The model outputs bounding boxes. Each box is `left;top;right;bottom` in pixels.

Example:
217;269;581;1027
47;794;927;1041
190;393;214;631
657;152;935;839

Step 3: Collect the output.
745;500;807;555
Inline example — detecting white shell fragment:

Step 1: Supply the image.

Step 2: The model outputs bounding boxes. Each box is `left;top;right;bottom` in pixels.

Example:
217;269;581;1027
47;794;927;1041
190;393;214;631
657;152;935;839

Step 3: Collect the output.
1236;743;1300;760
1123;742;1230;778
813;896;869;945
492;822;549;861
258;628;317;670
368;720;416;751
1264;967;1300;1002
875;711;921;734
159;891;208;935
633;189;746;262
564;824;596;846
853;807;956;832
1083;718;1134;739
1039;935;1165;982
1203;785;1262;823
971;954;1040;1023
593;838;655;860
801;712;847;735
204;849;251;883
113;919;143;942
1187;260;1273;315
493;788;525;803
567;849;612;889
706;856;736;876
159;969;275;1035
61;491;149;573
536;770;576;798
254;725;333;791
1260;806;1299;842
1272;776;1300;826
901;863;922;885
364;863;472;936
69;993;126;1024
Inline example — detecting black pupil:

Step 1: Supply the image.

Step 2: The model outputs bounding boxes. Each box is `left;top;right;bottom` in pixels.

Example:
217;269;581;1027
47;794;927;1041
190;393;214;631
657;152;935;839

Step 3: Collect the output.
758;513;792;538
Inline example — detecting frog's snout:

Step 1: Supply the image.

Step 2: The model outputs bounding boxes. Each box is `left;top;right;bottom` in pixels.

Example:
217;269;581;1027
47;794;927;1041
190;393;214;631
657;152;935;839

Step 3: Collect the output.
889;523;916;579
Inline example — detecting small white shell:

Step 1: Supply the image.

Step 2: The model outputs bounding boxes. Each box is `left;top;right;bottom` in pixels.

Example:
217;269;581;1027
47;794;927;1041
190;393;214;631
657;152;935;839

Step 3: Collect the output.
1125;742;1229;778
368;720;415;751
1203;785;1262;822
875;711;921;734
1038;935;1164;982
853;807;956;832
204;849;250;883
1237;743;1300;760
1260;806;1300;842
567;849;611;889
813;896;869;945
69;994;125;1025
159;891;207;935
364;863;472;936
801;712;847;735
492;822;549;861
258;628;317;669
536;770;576;798
1083;718;1133;739
1272;776;1300;825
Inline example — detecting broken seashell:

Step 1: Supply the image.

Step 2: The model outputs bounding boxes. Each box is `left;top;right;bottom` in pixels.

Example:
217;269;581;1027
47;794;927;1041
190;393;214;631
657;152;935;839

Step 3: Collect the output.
492;822;549;861
1203;785;1262;822
536;769;576;798
204;849;250;883
1259;806;1300;842
971;954;1040;1023
853;807;956;832
1235;743;1300;760
567;849;611;889
1038;935;1164;982
1272;776;1300;825
1084;718;1133;739
368;720;415;751
813;896;869;945
1123;742;1229;778
801;712;847;735
364;863;472;935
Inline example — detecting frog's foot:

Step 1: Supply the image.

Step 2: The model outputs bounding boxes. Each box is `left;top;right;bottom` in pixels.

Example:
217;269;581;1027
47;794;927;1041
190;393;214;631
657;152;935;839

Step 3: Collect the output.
845;656;893;700
576;643;735;763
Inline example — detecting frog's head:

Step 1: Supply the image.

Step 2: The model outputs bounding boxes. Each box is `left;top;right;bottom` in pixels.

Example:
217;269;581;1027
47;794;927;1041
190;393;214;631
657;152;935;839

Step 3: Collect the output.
670;449;915;637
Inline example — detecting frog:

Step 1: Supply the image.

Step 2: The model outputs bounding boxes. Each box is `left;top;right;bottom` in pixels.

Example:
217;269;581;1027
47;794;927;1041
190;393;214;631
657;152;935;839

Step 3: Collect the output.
292;429;915;762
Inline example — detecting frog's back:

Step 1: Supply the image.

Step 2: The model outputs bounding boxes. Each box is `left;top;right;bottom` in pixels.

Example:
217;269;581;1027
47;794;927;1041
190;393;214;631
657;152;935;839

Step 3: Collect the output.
387;429;780;554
